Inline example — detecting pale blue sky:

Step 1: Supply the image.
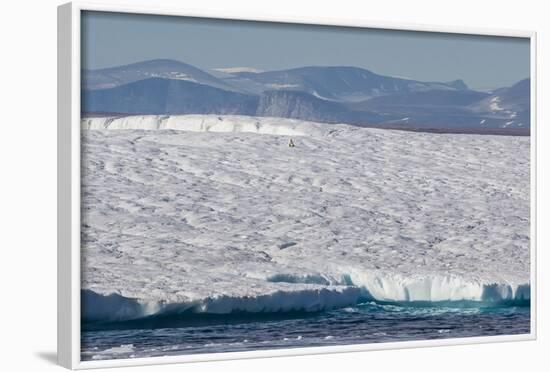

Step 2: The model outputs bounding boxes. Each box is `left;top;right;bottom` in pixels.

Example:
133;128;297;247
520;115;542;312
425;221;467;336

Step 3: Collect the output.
81;11;530;90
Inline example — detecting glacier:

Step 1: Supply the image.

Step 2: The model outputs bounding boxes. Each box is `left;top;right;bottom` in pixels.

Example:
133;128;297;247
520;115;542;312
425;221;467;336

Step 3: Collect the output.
80;115;530;323
81;114;308;136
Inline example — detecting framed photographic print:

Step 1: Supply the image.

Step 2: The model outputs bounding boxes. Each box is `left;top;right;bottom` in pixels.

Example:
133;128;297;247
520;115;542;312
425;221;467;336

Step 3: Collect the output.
57;1;536;369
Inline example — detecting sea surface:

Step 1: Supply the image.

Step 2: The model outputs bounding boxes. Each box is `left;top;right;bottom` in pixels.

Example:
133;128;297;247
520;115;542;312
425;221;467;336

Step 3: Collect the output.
81;302;530;361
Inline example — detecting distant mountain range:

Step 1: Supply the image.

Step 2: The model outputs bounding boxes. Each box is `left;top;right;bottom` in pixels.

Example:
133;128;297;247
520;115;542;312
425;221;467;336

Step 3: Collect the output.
82;59;531;134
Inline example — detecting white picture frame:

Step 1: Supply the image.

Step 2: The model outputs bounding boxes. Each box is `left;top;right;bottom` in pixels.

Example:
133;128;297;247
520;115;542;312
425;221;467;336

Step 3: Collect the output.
58;1;537;369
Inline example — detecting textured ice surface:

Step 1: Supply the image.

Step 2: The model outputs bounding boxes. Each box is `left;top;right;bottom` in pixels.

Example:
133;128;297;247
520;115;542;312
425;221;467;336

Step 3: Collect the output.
81;115;530;321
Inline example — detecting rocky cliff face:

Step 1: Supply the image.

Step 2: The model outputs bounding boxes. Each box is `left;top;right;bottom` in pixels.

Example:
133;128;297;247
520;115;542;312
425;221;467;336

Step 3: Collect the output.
256;90;347;122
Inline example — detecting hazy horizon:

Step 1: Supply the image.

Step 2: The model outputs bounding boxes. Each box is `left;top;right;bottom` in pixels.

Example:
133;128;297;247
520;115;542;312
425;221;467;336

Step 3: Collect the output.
82;11;530;90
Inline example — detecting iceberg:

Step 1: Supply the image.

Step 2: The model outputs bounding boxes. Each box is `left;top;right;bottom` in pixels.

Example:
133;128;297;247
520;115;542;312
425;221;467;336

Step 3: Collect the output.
80;115;530;323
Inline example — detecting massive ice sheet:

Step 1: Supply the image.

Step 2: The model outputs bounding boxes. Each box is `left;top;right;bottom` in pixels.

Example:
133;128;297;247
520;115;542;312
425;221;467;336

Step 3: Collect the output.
80;115;530;321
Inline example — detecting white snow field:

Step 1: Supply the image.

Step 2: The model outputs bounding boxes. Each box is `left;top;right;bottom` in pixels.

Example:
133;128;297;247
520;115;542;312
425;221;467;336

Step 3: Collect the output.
80;115;530;322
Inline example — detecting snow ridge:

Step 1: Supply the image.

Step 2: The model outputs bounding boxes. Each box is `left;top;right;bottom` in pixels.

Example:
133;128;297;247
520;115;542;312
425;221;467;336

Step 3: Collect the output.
82;115;309;137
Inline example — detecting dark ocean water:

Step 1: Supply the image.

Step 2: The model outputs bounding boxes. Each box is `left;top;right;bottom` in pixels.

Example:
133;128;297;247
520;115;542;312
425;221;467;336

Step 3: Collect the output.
81;302;530;361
